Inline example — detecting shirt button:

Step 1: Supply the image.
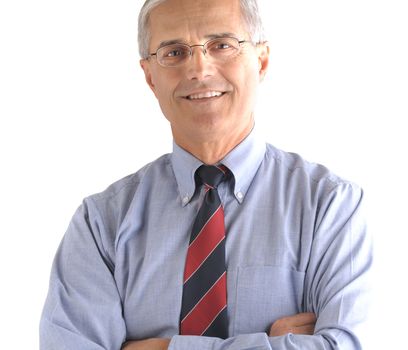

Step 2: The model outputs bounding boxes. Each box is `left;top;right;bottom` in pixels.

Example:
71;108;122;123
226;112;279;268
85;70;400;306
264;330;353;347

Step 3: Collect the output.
182;196;189;205
236;191;243;200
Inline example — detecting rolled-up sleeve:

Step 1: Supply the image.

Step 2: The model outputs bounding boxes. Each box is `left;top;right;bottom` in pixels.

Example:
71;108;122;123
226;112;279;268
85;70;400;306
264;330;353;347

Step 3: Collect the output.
40;200;126;350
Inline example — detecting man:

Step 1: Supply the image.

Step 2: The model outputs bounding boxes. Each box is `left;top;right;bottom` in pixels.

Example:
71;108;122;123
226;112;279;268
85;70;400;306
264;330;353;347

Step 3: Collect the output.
40;0;372;349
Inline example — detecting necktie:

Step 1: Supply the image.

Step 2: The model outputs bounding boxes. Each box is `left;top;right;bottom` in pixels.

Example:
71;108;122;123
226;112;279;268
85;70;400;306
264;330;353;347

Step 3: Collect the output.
180;165;229;338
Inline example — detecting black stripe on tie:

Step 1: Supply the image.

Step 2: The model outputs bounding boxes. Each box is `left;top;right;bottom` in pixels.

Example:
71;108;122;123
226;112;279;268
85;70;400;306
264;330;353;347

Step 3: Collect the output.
180;239;225;320
202;307;228;338
189;194;221;243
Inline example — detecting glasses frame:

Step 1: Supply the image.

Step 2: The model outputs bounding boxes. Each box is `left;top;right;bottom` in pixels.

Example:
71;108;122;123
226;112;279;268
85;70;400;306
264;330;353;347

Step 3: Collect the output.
147;36;250;67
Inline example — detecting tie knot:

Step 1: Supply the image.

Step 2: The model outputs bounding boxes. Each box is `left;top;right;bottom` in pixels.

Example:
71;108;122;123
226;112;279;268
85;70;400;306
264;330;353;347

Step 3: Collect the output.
197;165;228;189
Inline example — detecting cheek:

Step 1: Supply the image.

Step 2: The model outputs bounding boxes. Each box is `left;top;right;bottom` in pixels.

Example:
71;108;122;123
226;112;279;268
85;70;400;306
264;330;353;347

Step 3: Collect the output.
151;68;177;100
154;81;177;112
230;55;260;88
152;79;182;123
230;64;260;103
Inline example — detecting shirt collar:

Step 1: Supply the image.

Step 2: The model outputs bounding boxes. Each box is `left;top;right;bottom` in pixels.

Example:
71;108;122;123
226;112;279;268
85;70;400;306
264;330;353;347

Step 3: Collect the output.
171;126;266;206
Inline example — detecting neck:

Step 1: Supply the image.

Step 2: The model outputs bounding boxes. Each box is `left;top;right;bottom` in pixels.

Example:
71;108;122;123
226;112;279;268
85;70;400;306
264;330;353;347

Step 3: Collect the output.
173;120;254;165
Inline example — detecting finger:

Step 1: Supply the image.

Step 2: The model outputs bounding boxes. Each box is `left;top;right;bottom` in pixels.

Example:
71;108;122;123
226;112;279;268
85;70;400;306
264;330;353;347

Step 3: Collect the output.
282;312;317;327
269;313;317;337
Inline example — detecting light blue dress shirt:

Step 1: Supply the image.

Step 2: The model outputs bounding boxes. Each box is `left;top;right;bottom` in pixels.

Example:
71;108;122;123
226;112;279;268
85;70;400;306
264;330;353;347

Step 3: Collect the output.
40;129;372;349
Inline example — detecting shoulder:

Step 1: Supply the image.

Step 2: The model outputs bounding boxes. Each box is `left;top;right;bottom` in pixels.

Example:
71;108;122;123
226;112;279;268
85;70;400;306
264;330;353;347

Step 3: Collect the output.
82;153;172;222
59;154;172;267
263;143;362;197
69;153;173;260
93;153;171;200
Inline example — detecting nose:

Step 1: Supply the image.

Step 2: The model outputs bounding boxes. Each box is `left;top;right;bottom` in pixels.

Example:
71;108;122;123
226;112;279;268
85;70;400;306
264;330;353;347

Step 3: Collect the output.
185;46;215;81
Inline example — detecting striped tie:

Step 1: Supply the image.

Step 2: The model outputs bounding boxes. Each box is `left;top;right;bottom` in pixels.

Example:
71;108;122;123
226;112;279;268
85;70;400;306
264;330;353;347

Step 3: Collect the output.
180;165;229;338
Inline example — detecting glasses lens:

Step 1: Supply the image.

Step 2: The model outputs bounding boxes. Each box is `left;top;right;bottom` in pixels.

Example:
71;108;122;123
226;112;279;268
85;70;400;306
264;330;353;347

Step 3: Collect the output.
205;37;240;60
157;44;190;67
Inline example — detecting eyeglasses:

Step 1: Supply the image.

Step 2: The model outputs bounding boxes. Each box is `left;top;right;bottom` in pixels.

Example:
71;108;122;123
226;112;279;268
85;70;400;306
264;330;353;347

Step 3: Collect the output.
147;37;250;67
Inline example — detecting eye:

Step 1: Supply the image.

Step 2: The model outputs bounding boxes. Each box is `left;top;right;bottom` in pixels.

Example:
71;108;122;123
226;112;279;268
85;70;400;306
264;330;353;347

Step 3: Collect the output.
215;42;231;50
160;45;189;58
165;49;183;57
207;38;239;54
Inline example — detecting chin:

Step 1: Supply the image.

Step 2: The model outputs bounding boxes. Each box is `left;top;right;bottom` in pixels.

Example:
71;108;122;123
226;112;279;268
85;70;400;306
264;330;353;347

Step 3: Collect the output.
191;114;228;130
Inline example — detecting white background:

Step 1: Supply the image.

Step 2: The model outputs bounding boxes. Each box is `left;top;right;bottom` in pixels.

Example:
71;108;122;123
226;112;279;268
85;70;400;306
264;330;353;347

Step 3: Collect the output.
0;0;407;348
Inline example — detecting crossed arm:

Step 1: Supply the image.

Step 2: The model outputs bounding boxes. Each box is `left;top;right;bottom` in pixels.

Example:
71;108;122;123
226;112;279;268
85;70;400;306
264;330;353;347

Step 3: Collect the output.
122;312;317;350
41;184;371;349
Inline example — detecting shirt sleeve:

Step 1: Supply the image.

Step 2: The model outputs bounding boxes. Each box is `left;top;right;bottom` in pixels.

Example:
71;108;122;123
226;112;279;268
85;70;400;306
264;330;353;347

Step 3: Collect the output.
40;200;126;350
168;182;373;350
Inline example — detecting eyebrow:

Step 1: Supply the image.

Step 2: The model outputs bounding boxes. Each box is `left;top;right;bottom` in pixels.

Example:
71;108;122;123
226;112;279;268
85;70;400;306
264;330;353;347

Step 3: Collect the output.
156;32;239;50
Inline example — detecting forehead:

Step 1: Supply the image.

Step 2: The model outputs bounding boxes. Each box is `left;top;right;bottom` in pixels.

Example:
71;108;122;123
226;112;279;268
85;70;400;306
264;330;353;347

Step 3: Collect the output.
148;0;246;48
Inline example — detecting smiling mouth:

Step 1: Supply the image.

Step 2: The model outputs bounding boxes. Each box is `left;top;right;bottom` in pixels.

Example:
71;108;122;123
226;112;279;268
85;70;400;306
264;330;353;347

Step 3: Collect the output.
184;91;226;100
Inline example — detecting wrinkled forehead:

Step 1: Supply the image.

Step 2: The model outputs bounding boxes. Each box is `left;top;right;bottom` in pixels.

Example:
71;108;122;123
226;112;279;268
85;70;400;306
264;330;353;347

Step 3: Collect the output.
148;0;247;50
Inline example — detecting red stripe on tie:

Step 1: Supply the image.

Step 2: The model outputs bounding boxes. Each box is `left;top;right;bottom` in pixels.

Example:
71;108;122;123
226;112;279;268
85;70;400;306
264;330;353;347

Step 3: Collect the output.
215;164;227;175
181;272;227;335
184;206;225;282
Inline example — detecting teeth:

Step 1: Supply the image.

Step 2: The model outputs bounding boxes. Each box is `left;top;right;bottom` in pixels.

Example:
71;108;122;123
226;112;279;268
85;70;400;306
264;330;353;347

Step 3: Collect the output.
187;91;223;100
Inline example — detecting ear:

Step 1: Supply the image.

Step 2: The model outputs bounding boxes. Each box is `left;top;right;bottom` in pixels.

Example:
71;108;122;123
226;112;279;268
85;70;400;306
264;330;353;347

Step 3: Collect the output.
140;59;158;97
256;42;270;82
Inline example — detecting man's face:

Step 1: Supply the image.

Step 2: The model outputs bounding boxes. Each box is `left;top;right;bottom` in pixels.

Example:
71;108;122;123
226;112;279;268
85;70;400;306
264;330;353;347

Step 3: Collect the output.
141;0;269;147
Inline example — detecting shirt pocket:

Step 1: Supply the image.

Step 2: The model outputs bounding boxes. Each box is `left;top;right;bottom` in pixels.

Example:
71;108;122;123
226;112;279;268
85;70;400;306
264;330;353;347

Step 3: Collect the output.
233;265;305;335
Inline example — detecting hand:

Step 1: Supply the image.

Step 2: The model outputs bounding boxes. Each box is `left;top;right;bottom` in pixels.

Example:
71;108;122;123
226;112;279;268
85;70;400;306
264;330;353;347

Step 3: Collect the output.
269;312;317;337
121;338;170;350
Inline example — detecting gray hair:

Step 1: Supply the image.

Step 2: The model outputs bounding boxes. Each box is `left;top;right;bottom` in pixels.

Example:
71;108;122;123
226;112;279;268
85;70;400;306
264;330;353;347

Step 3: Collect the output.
137;0;266;58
